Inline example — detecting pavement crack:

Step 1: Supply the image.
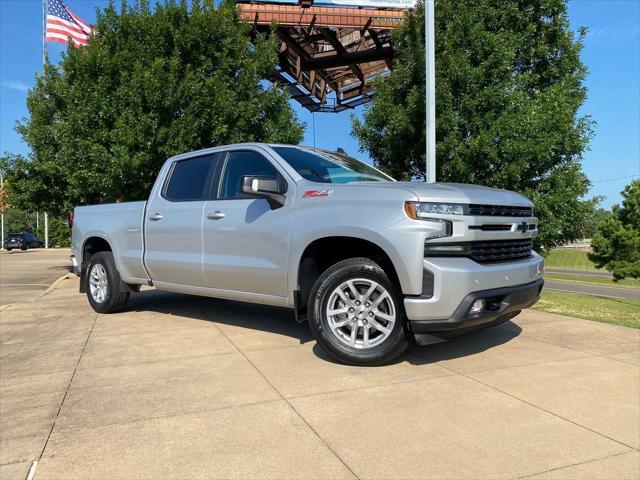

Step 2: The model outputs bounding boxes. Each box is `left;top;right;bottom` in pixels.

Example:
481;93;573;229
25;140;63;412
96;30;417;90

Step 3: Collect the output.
37;312;98;462
515;331;640;366
431;360;639;452
515;450;636;479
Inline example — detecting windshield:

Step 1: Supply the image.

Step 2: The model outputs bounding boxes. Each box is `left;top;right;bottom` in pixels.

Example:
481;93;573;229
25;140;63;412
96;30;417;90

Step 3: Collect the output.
272;146;394;184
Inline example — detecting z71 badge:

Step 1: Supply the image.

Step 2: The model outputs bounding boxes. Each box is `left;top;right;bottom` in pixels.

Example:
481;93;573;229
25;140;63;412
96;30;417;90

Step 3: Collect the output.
303;190;333;198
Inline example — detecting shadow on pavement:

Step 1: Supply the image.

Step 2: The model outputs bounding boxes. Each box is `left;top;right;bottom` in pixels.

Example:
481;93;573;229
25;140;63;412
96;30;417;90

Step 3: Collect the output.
312;323;522;366
128;289;314;344
49;264;74;273
127;289;522;365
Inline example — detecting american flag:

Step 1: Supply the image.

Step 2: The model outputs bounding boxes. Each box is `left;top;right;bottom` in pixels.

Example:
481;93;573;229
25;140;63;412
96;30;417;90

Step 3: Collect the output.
46;0;95;47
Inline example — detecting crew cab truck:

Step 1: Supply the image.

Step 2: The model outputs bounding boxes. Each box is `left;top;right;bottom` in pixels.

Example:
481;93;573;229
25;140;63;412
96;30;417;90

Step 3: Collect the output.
71;143;544;365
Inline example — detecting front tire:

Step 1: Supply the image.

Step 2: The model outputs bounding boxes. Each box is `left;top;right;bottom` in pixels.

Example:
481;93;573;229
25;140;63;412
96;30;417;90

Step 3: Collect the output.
86;251;130;313
308;258;410;366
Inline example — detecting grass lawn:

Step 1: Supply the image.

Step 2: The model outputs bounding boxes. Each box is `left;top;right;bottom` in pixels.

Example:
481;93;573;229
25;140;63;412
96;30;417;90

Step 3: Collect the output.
543;249;598;270
532;290;640;329
544;272;640;289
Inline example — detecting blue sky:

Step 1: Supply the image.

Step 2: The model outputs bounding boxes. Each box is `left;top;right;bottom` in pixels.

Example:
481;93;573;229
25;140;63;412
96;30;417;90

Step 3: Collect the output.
1;0;638;208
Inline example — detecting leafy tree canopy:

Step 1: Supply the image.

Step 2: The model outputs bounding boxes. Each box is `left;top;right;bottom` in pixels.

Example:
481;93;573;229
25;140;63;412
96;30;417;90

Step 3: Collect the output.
352;0;598;249
8;0;303;216
589;180;640;280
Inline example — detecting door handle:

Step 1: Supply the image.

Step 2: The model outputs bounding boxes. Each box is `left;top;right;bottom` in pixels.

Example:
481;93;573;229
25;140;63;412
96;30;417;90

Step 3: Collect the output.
149;213;163;221
207;211;225;220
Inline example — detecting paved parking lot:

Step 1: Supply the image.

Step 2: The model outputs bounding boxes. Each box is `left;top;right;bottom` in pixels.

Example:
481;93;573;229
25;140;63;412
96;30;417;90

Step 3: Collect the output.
0;249;72;306
0;266;638;479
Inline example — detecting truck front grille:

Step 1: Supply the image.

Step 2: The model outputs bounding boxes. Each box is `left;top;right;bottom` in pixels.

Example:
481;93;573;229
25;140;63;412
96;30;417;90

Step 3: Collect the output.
469;224;512;231
469;239;533;263
469;204;533;217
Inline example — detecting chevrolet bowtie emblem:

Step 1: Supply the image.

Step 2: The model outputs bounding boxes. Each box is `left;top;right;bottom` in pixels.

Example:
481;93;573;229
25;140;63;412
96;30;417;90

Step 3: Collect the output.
516;221;529;233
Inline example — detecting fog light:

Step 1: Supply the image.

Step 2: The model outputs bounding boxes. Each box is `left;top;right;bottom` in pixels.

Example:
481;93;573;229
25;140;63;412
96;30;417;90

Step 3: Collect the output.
469;299;486;314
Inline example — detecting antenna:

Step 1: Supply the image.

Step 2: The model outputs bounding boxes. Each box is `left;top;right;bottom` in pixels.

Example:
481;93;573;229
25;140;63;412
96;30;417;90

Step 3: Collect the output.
312;109;317;153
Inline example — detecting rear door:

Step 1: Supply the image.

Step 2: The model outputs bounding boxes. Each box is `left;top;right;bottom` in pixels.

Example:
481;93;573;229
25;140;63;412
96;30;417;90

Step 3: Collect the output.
144;153;220;287
25;233;37;247
202;148;294;299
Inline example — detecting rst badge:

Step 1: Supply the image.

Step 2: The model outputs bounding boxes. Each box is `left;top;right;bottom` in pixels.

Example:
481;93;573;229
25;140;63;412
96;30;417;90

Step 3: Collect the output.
303;189;333;198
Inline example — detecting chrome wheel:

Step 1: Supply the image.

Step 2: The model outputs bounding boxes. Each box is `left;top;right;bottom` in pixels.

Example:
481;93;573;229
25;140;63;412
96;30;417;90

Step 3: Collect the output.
325;278;396;349
89;263;108;304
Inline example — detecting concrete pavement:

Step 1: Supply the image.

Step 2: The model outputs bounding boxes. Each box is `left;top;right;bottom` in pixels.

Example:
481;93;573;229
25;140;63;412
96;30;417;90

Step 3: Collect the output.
0;249;72;306
1;276;638;479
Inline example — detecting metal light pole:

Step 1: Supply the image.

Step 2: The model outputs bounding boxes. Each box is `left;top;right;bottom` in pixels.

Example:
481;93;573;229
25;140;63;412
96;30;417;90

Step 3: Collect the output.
44;211;49;248
425;0;436;183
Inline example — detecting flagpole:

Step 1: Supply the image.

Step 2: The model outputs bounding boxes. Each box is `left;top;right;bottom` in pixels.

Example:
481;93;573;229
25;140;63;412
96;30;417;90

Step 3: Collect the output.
42;0;49;248
43;0;47;68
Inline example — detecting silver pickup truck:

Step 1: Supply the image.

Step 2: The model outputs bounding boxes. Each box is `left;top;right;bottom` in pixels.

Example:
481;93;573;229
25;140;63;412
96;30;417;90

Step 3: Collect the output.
72;143;543;365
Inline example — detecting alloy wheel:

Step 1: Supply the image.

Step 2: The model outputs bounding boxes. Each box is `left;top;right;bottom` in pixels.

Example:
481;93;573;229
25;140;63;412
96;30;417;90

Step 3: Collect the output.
325;278;396;349
89;263;109;304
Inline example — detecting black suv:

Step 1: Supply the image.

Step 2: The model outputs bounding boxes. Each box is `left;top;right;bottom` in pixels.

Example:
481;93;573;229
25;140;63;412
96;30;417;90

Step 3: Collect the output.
3;232;45;251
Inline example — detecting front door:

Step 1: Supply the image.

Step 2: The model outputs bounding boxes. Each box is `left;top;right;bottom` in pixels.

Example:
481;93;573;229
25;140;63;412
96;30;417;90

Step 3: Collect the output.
202;149;293;299
144;153;220;287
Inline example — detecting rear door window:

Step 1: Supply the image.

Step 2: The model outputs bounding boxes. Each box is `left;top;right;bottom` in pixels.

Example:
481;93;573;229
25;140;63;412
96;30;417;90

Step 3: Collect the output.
164;154;219;201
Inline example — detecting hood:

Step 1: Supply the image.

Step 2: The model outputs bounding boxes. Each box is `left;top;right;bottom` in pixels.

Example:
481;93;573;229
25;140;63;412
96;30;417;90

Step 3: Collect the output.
348;181;532;207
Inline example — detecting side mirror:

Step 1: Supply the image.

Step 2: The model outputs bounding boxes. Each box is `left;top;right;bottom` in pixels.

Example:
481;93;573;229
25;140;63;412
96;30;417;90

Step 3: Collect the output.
241;175;286;209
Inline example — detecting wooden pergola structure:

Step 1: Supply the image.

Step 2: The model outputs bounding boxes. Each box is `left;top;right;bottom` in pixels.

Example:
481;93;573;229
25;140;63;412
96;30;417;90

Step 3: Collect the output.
238;2;406;112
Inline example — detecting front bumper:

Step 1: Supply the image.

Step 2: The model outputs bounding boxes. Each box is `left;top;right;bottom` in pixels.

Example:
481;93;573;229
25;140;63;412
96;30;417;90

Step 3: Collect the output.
408;278;543;337
404;253;543;320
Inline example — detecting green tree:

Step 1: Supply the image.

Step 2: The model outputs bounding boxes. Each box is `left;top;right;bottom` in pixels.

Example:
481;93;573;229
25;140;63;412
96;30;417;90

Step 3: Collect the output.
589;180;640;281
9;0;303;216
352;0;597;250
582;206;609;239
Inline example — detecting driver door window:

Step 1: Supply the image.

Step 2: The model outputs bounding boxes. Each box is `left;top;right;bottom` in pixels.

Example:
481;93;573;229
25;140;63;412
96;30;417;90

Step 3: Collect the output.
218;151;280;199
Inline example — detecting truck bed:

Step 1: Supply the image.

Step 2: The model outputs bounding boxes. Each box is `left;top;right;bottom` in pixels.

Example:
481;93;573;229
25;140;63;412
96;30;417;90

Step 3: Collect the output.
72;201;150;284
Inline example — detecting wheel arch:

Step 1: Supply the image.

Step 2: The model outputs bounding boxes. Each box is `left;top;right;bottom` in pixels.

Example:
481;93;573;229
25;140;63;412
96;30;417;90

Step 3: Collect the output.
293;235;407;315
79;235;113;293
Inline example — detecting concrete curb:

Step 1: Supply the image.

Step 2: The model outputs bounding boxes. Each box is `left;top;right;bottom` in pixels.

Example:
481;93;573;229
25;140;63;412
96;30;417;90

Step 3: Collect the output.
0;273;74;312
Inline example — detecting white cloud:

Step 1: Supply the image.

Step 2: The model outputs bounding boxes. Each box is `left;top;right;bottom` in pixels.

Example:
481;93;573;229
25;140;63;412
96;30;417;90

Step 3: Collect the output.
0;80;30;92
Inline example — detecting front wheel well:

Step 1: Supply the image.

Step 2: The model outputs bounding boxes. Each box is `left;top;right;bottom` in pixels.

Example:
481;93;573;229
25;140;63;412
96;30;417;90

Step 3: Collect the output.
296;236;401;312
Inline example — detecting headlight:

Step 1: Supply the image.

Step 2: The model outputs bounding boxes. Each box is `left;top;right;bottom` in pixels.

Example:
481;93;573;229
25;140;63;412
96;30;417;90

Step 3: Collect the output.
404;202;467;218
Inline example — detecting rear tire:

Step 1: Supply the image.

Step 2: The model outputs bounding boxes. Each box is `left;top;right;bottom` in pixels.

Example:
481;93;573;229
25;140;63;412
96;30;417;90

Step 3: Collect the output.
308;257;410;366
85;251;130;313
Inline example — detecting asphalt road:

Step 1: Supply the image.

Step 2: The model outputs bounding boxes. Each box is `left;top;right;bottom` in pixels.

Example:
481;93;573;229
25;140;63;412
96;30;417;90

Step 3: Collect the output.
545;267;614;278
0;248;72;306
545;279;640;300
